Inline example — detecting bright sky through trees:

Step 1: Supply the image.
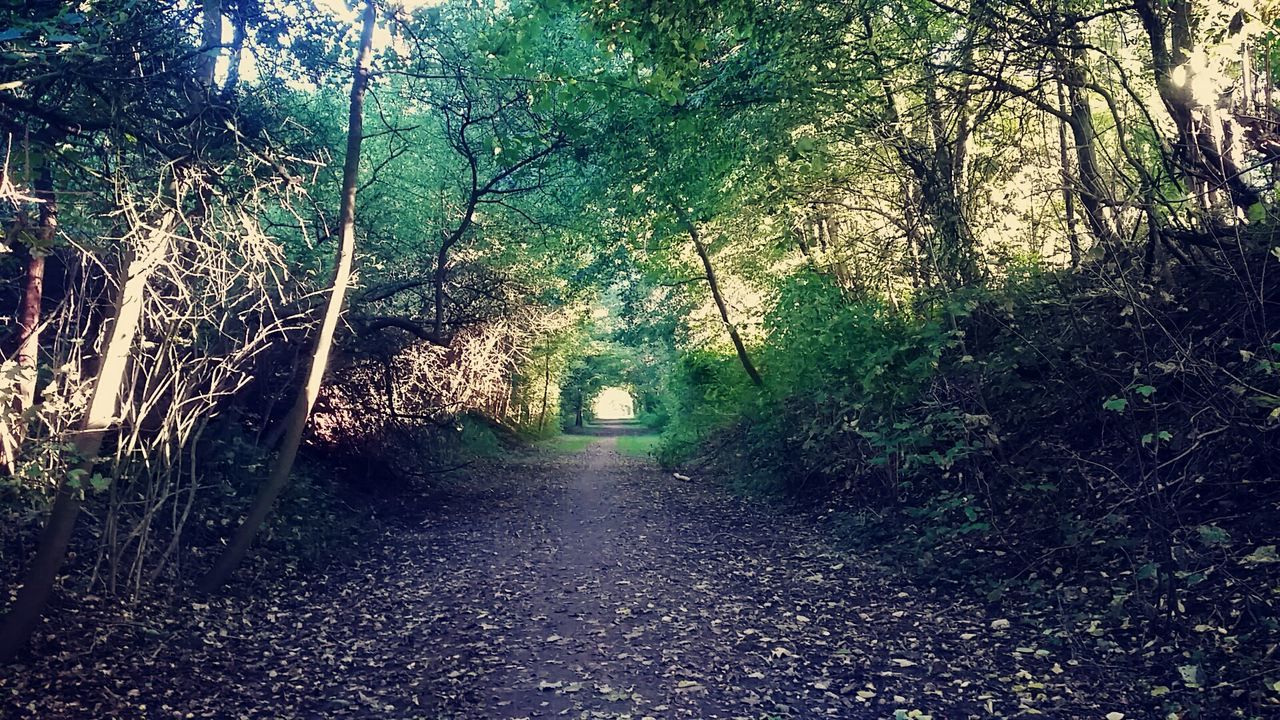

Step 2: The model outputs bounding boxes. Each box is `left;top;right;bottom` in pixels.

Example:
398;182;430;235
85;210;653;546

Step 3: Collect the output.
591;386;635;419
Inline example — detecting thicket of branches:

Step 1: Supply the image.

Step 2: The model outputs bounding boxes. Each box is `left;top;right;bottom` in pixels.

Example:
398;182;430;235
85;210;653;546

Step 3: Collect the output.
0;0;597;658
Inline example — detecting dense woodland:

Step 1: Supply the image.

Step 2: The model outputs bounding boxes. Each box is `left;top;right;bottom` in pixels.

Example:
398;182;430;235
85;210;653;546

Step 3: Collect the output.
1;0;1279;716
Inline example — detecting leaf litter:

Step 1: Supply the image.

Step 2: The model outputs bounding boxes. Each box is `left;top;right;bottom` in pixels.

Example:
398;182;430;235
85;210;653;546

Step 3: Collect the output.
2;437;1149;718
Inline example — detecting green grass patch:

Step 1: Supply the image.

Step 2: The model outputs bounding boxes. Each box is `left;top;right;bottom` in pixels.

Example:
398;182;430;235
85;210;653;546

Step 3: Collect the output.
616;434;660;458
541;433;596;453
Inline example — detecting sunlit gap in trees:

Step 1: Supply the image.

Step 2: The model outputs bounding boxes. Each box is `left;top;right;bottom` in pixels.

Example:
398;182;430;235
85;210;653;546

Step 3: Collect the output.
592;387;635;420
213;0;450;89
316;0;448;18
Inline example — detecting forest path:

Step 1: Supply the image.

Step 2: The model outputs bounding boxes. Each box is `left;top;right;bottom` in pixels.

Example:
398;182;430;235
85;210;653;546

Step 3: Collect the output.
5;433;1140;719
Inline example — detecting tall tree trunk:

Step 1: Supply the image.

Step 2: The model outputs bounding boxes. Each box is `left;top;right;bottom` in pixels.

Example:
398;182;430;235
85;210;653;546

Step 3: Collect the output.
917;166;977;287
538;354;550;433
0;213;175;661
794;217;814;263
921;69;979;288
1;167;56;472
1055;80;1082;268
198;0;377;592
1134;0;1260;214
198;0;222;86
1062;42;1124;254
15;168;54;410
223;10;247;97
684;220;763;387
0;0;232;652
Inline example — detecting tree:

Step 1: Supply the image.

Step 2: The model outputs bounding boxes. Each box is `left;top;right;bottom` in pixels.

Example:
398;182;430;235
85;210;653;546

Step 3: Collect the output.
199;0;377;591
0;0;229;660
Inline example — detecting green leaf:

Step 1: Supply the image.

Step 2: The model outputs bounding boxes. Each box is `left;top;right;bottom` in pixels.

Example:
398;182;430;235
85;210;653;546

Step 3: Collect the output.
1196;524;1232;547
1134;385;1156;398
1247;202;1267;223
1102;397;1127;412
1240;545;1280;565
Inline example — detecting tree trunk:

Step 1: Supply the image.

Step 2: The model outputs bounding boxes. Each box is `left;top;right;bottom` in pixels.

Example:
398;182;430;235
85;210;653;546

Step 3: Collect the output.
223;10;247;97
921;69;979;288
1055;80;1082;268
685;220;764;387
538;354;550;433
0;212;174;662
1;167;56;472
198;0;376;592
917;165;978;287
1134;0;1261;214
1062;43;1124;254
16;168;54;409
198;0;222;86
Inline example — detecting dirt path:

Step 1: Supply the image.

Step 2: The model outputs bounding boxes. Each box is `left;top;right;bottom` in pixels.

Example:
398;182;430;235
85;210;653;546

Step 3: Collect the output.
4;435;1142;719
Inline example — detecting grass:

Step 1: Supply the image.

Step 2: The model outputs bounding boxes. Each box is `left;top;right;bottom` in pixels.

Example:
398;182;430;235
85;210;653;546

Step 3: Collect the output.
542;434;596;453
615;434;660;458
537;430;661;457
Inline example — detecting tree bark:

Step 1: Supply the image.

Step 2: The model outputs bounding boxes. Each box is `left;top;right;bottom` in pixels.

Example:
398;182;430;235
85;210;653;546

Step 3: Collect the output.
1;167;56;472
920;68;979;288
1055;80;1082;268
198;0;222;87
0;212;174;662
15;168;54;410
198;0;377;592
538;354;550;433
869;34;977;289
1134;0;1261;213
1062;42;1124;254
223;9;247;97
684;220;763;387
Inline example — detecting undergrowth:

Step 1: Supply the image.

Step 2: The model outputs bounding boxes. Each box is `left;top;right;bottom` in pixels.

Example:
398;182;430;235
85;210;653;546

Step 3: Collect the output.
662;253;1280;718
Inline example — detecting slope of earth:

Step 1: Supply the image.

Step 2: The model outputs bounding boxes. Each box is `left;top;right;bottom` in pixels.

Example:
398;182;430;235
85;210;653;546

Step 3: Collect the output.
2;437;1147;719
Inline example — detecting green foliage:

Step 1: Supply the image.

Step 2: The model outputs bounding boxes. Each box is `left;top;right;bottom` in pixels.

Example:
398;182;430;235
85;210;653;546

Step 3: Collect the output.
652;349;754;467
718;271;973;497
664;258;1280;716
457;417;505;459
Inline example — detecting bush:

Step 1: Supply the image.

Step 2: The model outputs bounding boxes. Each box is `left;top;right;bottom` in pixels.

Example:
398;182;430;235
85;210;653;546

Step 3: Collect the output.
677;257;1280;714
